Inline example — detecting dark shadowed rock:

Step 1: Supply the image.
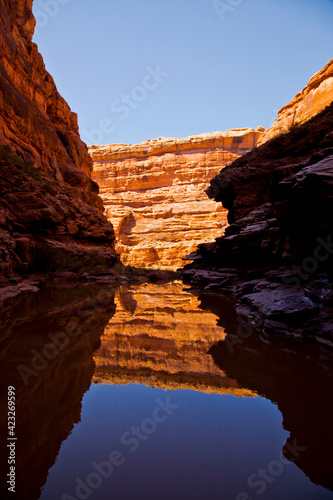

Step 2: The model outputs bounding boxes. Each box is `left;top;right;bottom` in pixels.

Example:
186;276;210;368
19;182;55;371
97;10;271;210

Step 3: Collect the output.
184;100;333;344
0;1;118;277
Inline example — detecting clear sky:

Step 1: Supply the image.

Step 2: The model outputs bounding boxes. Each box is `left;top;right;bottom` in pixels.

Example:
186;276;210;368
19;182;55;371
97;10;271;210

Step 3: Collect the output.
32;0;333;146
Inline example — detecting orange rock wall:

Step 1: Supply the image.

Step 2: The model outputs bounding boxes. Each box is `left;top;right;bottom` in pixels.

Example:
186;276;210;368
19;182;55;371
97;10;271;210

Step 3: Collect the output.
259;58;333;145
90;129;264;269
0;0;117;275
0;0;94;187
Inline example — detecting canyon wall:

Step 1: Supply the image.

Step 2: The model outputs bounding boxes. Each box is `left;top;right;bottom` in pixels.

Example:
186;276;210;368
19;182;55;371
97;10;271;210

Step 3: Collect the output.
258;58;333;145
184;101;333;344
0;0;117;276
90;128;264;270
184;60;333;344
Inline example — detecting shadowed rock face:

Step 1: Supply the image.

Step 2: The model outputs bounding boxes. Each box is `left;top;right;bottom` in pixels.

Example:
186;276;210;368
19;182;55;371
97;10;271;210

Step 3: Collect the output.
0;1;118;275
0;284;116;500
184;100;333;343
90;129;264;270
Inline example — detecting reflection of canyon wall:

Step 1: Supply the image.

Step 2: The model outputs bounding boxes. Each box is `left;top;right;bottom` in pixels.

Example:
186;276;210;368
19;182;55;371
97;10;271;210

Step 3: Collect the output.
193;291;333;492
93;282;256;396
90;129;263;269
258;58;333;145
0;285;116;500
0;1;117;275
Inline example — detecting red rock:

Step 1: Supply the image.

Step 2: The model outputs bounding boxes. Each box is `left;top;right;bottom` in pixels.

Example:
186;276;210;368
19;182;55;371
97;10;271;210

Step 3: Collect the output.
90;128;264;269
0;1;118;275
259;58;333;145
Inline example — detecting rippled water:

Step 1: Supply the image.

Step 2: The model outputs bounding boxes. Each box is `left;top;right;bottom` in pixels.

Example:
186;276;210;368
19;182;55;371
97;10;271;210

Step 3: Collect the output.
0;281;332;500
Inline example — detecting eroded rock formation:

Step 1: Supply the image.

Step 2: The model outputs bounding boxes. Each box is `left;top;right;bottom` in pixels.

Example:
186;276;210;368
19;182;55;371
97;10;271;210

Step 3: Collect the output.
0;0;117;276
184;101;333;344
90;129;264;270
258;58;333;145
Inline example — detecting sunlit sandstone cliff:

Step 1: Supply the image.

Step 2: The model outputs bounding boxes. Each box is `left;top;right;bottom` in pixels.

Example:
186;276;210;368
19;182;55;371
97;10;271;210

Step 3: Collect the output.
0;0;117;275
93;282;256;397
90;128;264;269
258;58;333;145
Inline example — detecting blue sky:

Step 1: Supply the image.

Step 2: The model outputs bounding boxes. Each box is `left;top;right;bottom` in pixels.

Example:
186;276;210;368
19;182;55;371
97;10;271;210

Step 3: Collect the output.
32;0;333;146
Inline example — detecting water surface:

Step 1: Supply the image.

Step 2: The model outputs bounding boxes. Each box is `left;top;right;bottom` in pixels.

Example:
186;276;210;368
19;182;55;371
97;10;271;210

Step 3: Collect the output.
0;281;332;500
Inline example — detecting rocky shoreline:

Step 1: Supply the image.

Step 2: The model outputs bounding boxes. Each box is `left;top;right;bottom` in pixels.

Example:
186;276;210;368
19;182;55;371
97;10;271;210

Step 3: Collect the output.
0;266;181;302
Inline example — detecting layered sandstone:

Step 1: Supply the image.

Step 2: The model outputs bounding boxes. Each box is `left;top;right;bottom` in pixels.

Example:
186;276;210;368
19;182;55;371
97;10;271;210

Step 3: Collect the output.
0;1;117;275
0;0;94;182
258;58;333;145
90;128;264;270
93;281;256;397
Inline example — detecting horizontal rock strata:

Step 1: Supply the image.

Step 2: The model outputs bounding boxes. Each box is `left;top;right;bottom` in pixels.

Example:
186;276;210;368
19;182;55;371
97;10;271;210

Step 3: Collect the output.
90;128;264;269
93;282;256;397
